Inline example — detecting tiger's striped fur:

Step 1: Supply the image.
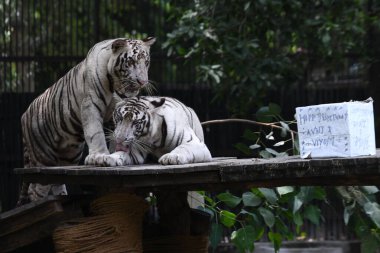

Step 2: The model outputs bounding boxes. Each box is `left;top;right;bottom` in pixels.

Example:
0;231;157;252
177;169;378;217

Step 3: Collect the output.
18;37;156;205
86;96;212;166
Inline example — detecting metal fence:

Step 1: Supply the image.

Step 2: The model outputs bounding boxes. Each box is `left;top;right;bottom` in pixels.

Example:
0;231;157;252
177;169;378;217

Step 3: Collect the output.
0;0;374;242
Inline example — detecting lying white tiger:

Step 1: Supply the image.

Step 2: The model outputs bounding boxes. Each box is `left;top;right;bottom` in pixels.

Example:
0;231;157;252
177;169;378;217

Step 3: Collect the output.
18;37;155;204
86;96;212;166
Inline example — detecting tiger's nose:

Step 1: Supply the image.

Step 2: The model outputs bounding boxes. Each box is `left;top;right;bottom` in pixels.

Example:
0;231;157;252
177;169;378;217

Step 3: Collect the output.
137;79;148;86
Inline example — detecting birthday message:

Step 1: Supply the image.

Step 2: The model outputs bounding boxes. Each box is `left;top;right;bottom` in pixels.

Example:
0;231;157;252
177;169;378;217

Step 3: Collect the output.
296;101;375;158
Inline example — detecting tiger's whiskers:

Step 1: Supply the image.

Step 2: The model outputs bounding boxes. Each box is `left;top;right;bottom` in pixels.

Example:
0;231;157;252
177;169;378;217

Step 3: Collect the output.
104;127;115;142
134;139;153;153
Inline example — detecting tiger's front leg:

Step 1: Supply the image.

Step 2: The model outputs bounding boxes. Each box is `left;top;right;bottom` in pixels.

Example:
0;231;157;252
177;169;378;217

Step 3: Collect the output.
158;132;212;165
81;96;112;166
84;151;134;166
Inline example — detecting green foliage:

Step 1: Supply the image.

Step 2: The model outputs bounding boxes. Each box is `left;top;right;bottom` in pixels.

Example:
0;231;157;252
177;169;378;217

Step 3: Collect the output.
231;226;255;253
164;0;379;115
206;171;380;252
203;102;380;252
337;186;380;253
201;186;328;252
234;103;298;158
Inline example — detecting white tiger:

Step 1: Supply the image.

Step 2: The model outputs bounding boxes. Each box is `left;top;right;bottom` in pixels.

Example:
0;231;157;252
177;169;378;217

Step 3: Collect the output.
85;96;212;166
18;37;156;204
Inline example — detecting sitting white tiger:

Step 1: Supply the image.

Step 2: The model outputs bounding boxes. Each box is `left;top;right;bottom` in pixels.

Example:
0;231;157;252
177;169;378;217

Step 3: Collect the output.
18;37;156;205
86;96;212;166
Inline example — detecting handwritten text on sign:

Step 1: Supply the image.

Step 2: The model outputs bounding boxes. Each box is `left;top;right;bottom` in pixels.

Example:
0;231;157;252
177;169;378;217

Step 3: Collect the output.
296;101;375;158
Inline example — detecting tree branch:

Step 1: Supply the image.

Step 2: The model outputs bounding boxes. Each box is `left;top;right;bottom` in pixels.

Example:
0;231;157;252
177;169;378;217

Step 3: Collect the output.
201;118;298;134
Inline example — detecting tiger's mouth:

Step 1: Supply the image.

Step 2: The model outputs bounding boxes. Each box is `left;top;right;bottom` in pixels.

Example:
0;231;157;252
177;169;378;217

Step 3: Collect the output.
115;143;130;153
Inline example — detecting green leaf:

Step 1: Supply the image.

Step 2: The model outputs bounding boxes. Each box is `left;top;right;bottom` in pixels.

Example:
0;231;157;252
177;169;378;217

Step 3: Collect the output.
273;141;285;147
364;202;380;227
234;142;252;155
361;186;379;195
249;144;261;150
256;106;274;122
210;223;223;249
293;211;303;226
209;70;221;83
297;186;325;203
304;205;321;225
293;137;300;155
322;33;331;44
200;191;216;206
268;103;281;115
293;196;303;214
274;217;292;240
242;192;262;207
265;148;279;156
258;188;278;204
240;209;258;219
258;207;275;228
220;210;236;228
259;150;273;158
268;232;282;252
276;186;294;196
204;196;216;206
254;227;265;241
217;192;242;208
313;187;327;200
242;129;259;141
344;202;355;225
279;121;290;137
231;226;255;253
244;2;251;11
279;121;289;130
265;131;274;140
197;206;215;219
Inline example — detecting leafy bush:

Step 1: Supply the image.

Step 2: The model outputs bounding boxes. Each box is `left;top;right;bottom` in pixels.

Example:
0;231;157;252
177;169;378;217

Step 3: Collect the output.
164;0;378;115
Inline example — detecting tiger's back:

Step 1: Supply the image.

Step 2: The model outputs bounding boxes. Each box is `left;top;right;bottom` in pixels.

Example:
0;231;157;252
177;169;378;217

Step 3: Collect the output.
22;62;87;167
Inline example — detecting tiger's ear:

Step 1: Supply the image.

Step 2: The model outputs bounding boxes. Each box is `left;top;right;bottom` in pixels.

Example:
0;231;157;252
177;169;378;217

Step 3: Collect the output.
142;37;156;47
112;39;127;53
150;97;165;108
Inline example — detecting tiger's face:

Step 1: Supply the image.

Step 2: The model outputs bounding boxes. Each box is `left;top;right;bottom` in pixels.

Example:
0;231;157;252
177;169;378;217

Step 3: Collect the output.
112;100;150;153
108;37;156;98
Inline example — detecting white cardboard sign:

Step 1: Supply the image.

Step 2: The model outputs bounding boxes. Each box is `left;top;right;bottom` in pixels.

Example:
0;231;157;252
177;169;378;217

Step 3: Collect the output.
296;99;376;158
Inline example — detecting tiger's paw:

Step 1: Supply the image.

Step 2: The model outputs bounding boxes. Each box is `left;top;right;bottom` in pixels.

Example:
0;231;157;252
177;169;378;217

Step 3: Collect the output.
158;153;189;165
85;152;127;166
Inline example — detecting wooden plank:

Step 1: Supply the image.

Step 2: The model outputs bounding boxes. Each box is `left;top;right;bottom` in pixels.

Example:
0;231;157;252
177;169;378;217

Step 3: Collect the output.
13;151;380;190
0;196;63;235
0;197;64;252
0;196;85;252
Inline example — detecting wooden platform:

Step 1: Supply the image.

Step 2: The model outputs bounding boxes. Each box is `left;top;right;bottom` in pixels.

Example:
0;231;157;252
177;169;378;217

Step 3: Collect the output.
8;151;380;251
14;150;380;191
